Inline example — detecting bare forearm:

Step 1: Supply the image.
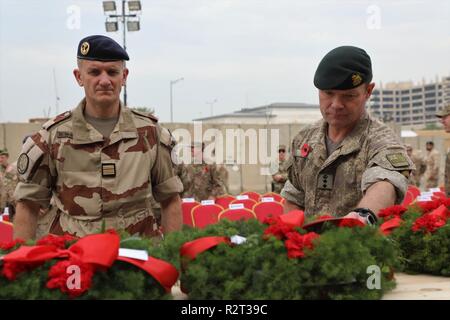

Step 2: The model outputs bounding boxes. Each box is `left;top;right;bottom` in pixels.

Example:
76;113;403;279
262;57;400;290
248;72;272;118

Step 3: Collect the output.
13;200;40;240
357;181;396;216
160;194;182;234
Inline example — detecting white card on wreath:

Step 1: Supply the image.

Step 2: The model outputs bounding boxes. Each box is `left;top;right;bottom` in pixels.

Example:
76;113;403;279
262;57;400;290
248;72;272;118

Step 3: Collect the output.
182;198;196;203
230;235;247;245
261;197;274;202
236;195;249;200
229;203;245;210
118;248;149;261
429;188;441;193
416;195;432;201
201;200;215;205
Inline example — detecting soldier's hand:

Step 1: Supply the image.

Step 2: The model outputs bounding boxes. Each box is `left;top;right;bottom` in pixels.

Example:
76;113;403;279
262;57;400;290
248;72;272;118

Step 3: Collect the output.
344;211;369;225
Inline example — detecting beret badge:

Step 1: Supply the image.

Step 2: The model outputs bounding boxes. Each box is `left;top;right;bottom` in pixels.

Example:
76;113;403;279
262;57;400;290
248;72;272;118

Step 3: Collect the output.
351;73;362;87
80;42;90;56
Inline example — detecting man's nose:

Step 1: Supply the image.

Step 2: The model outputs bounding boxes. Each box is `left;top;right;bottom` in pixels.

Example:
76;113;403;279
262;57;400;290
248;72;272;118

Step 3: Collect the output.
330;95;345;109
98;72;111;86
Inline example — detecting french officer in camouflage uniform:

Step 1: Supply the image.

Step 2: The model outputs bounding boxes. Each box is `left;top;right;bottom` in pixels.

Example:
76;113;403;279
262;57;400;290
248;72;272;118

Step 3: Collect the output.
281;46;414;224
177;142;226;202
13;35;183;240
271;145;289;194
436;103;450;197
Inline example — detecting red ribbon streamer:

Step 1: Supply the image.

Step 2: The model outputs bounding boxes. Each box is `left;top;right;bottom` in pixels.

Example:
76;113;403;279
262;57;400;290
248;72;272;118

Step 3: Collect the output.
2;233;178;293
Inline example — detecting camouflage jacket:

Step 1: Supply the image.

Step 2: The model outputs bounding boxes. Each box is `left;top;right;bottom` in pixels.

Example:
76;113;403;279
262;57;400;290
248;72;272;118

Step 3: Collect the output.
176;161;226;201
424;149;440;180
0;164;18;209
271;158;289;193
281;112;413;216
14;99;183;237
409;150;426;186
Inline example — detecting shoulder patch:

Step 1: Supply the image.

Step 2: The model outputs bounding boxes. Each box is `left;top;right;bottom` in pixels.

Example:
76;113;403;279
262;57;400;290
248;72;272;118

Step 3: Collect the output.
131;109;159;123
42;111;72;131
386;153;409;168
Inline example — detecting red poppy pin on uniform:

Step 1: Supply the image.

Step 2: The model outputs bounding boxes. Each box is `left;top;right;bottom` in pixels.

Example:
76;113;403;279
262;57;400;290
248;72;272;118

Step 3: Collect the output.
300;143;311;158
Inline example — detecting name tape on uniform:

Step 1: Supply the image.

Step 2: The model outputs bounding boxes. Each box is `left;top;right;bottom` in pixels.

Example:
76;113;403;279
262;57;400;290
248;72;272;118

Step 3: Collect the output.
229;203;245;210
201;200;215;206
261;197;275;202
236;195;249;200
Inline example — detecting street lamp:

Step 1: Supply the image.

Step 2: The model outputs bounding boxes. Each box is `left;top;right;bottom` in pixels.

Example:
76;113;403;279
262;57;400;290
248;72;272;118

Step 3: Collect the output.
102;0;142;106
170;78;184;122
206;99;218;117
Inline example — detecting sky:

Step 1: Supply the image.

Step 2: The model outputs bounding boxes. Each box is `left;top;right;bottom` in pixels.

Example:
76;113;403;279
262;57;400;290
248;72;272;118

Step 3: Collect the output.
0;0;449;123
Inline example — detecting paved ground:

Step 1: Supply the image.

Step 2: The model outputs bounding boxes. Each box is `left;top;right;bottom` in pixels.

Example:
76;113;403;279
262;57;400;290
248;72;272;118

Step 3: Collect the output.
383;273;450;300
172;273;450;300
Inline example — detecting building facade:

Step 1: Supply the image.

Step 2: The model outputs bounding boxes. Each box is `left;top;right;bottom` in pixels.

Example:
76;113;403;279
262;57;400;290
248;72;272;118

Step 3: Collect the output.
368;75;450;126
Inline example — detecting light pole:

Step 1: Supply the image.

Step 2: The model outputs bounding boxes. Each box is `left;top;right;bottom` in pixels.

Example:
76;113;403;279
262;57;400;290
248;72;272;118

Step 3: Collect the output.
103;0;142;106
170;78;184;122
206;99;218;117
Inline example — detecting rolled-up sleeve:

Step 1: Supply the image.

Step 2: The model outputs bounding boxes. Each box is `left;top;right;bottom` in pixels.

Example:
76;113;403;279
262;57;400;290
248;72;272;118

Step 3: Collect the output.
361;166;409;204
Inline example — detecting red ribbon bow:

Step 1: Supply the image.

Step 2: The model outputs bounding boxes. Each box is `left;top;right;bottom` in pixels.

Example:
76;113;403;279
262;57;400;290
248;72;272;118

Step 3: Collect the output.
2;233;178;296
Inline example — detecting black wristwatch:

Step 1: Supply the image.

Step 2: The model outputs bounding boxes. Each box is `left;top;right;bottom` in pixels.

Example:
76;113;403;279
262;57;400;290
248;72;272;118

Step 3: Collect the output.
353;208;378;225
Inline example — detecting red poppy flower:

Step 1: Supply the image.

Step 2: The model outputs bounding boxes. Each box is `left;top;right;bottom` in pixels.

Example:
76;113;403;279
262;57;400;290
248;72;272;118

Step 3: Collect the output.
46;258;95;298
37;234;77;249
0;238;25;252
284;232;319;259
300;143;311;157
412;214;446;233
378;205;407;219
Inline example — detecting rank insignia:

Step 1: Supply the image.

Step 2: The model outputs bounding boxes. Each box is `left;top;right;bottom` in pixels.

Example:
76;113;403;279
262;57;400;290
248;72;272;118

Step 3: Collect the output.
102;163;116;177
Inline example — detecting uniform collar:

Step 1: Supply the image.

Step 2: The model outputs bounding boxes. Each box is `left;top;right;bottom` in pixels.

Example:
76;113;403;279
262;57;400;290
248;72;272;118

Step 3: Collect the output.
72;99;138;144
312;112;370;169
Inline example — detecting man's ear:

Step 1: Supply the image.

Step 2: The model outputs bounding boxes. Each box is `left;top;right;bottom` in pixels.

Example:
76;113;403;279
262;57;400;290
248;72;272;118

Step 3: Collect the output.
122;68;129;86
366;82;375;99
73;69;83;87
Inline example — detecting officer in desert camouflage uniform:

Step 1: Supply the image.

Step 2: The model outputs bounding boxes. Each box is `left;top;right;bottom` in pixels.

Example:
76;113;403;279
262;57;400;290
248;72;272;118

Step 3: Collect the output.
13;35;183;240
405;144;426;187
177;142;226;202
281;46;414;224
0;149;18;219
436;103;450;197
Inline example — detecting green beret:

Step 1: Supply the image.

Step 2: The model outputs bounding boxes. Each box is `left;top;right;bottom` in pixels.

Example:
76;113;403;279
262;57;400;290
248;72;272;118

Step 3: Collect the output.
314;46;372;90
77;35;129;62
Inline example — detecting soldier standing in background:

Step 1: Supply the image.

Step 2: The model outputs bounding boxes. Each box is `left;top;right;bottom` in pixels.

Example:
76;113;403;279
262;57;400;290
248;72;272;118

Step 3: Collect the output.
177;142;226;201
0;149;18;219
405;144;426;187
436;103;450;196
424;141;440;189
271;144;289;194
